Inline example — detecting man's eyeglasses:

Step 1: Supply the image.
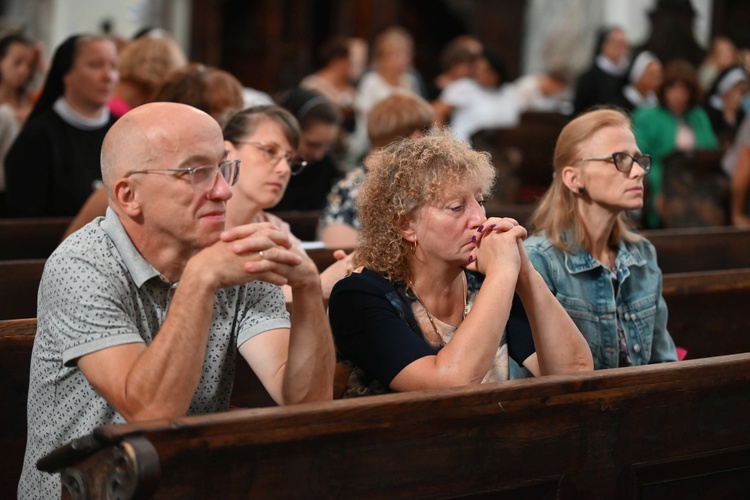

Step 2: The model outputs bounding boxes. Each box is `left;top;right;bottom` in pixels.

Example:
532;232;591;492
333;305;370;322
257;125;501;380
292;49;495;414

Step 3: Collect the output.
579;152;652;174
125;160;240;192
238;141;308;175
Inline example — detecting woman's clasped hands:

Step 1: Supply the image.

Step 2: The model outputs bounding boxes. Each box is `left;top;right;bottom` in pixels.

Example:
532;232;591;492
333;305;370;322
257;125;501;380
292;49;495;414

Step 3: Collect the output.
467;217;532;281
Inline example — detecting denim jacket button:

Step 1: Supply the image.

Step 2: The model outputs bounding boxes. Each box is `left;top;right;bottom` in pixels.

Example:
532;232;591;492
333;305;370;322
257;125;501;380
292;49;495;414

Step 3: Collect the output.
633;344;641;353
623;312;630;321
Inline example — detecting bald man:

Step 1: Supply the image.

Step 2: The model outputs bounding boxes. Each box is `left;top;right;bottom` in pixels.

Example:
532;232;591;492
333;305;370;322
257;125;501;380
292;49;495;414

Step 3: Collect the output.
19;103;334;499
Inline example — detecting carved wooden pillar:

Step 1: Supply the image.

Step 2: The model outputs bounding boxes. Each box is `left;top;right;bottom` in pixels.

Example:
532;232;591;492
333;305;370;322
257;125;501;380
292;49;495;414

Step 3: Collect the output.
637;0;706;67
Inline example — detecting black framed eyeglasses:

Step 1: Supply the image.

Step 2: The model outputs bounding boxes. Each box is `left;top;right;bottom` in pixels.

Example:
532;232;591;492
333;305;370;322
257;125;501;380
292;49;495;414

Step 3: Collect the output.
580;152;652;174
125;159;240;192
237;141;308;175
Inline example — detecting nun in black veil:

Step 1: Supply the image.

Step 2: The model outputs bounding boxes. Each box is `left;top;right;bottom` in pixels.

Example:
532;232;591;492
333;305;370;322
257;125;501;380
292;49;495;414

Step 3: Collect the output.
273;88;343;212
5;33;119;217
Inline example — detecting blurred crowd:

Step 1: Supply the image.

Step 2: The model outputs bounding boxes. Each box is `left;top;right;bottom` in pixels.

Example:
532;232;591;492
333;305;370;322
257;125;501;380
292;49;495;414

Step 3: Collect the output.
0;22;748;230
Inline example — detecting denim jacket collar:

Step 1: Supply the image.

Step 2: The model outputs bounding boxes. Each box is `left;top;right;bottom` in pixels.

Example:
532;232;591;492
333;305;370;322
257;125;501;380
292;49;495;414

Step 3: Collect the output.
564;238;649;277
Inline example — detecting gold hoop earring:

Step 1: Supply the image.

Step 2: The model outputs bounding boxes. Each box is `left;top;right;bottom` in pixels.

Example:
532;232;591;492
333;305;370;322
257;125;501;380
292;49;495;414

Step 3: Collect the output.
411;238;417;254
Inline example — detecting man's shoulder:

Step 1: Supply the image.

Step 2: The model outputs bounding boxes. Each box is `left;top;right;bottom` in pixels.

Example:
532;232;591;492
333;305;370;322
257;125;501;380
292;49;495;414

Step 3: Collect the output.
45;219;123;280
53;217;110;254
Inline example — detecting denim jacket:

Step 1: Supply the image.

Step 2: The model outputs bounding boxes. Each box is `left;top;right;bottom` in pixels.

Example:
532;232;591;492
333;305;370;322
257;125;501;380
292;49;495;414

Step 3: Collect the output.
524;233;677;369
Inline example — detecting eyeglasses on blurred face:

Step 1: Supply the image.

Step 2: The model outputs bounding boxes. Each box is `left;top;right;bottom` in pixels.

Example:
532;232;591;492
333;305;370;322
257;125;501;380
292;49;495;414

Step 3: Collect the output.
237;141;308;175
579;152;652;174
125;159;240;192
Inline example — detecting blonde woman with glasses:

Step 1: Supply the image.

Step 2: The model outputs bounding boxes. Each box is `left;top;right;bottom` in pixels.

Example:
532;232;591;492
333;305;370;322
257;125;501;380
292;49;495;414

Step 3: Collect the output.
224;105;352;300
524;108;677;372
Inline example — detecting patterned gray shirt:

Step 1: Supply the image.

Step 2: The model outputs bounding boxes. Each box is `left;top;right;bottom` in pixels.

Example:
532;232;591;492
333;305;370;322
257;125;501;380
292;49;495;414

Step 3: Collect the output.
19;208;290;499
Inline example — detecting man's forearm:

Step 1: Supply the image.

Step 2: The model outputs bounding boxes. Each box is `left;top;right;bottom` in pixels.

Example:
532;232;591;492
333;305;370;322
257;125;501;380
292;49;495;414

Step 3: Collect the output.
282;282;335;404
119;265;216;420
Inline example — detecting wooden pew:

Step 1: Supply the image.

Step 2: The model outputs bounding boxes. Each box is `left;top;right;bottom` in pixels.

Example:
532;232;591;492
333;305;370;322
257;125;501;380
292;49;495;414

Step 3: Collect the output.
0;217;70;260
644;226;750;274
4;265;750;496
305;247;344;273
265;209;321;242
660;150;729;228
662;268;750;359
0;317;351;499
0;318;36;499
38;352;750;498
0;259;45;320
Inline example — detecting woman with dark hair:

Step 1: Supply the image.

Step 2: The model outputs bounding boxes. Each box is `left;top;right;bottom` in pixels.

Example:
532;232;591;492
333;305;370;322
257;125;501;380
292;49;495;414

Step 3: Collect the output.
5;34;118;217
274;88;343;211
573;26;630;114
0;34;36;123
525;108;677;370
300;35;358;131
0;33;36;216
632;59;719;228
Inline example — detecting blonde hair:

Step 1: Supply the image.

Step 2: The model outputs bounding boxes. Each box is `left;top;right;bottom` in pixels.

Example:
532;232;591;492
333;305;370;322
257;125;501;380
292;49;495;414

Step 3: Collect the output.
366;91;435;148
374;26;413;61
529;108;642;252
354;128;495;284
118;35;187;100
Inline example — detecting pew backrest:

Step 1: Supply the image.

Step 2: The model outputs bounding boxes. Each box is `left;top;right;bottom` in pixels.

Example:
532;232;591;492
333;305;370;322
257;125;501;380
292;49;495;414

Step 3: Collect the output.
471;112;569;204
266;209;320;242
0;217;70;260
645;226;750;273
0;259;45;320
39;352;750;498
0;315;350;499
662;268;750;359
0;318;36;499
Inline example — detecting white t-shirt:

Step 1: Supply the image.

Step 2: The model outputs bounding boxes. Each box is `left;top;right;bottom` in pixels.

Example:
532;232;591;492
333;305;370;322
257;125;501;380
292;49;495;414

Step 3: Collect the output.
440;77;522;143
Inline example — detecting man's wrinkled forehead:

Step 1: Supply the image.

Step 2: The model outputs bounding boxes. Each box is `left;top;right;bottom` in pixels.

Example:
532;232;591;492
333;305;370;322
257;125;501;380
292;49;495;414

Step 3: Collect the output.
141;122;225;165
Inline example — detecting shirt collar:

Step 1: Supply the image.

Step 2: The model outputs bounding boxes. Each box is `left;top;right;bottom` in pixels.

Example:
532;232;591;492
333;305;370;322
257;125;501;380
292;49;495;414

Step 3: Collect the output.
564;238;648;274
101;207;162;287
53;96;110;129
623;85;658;107
596;55;628;77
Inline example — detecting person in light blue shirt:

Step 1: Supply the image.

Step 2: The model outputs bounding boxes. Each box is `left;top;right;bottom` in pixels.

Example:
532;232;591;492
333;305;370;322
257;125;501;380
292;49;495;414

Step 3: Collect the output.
523;108;677;371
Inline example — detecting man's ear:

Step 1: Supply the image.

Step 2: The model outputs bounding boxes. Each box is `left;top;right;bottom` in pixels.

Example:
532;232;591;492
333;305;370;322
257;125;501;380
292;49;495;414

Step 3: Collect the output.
112;178;141;216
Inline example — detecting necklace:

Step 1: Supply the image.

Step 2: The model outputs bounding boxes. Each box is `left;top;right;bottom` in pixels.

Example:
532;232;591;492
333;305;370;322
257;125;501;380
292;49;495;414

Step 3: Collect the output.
409;272;469;346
